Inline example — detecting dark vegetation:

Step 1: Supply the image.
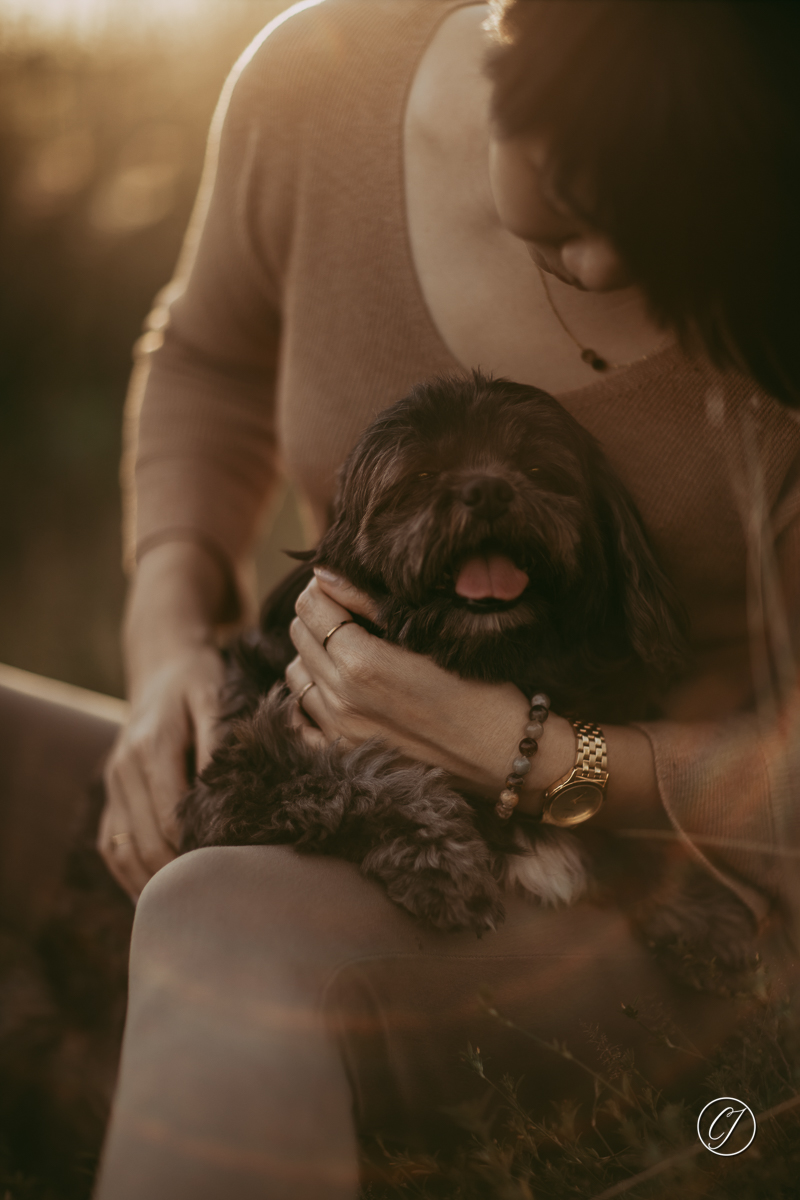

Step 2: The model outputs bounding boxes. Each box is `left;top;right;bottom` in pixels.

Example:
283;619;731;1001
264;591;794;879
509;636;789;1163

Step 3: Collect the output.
359;982;800;1200
0;1;300;696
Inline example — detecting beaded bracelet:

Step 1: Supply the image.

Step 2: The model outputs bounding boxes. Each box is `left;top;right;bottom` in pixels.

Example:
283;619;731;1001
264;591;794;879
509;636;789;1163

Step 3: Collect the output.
495;692;551;819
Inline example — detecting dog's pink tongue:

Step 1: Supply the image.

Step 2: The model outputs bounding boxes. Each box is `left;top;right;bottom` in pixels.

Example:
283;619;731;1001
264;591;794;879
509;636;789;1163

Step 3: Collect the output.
455;554;529;601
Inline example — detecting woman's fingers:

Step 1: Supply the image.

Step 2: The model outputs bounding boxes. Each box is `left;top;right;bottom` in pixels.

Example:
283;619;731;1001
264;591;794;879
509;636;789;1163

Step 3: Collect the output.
190;681;225;774
313;567;381;623
107;737;181;863
292;578;375;665
285;655;329;728
293;577;352;645
286;684;329;751
98;818;151;902
285;654;356;749
298;725;329;751
290;610;372;686
284;654;311;692
290;615;383;730
290;577;397;746
100;754;161;900
291;579;362;686
138;722;189;853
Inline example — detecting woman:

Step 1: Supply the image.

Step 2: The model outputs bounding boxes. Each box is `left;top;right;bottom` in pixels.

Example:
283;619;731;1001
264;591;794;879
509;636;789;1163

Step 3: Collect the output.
94;1;800;1195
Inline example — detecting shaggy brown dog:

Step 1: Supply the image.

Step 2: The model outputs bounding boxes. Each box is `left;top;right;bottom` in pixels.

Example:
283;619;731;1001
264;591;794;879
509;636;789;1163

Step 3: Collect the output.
178;372;704;935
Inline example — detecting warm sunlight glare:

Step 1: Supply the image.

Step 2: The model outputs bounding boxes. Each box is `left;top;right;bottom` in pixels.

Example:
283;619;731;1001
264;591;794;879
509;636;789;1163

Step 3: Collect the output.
0;0;213;38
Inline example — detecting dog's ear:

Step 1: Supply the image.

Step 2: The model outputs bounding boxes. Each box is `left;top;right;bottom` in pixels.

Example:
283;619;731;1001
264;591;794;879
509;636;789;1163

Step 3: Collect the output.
596;464;688;677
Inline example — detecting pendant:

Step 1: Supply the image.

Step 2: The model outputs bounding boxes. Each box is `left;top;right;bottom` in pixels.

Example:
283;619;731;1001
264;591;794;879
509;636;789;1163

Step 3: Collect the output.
581;348;609;371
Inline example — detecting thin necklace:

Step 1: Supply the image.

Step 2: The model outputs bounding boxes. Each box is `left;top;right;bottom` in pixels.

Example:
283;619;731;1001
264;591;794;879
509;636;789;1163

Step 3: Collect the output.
537;266;668;373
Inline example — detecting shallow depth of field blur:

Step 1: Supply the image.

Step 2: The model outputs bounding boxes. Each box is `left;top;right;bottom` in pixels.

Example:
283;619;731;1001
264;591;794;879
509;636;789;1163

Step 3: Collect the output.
0;0;304;698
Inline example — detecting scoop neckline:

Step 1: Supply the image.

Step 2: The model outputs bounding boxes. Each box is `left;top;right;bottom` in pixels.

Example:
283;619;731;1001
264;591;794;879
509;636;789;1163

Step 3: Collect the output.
394;0;682;406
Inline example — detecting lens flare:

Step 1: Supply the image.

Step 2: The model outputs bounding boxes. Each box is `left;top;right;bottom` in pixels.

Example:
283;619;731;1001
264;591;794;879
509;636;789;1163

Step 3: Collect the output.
0;0;214;38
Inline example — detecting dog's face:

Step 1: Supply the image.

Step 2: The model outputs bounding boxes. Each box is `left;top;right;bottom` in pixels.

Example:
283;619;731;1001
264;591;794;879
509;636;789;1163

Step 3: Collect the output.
316;373;685;700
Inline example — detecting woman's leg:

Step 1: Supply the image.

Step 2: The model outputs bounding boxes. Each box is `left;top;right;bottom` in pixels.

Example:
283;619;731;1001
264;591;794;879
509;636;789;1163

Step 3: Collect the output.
0;682;129;1182
96;849;375;1200
95;844;742;1200
0;683;121;935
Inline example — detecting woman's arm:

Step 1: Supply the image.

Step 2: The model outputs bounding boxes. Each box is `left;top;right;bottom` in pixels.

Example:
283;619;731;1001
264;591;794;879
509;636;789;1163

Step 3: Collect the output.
101;19;297;897
286;572;670;832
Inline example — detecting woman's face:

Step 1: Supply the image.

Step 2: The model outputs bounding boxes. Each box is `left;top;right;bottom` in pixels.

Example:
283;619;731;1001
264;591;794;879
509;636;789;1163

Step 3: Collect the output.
488;132;633;293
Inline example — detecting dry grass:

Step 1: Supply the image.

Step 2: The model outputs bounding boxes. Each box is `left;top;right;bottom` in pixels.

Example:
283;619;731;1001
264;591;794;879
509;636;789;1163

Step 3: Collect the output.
359;981;800;1200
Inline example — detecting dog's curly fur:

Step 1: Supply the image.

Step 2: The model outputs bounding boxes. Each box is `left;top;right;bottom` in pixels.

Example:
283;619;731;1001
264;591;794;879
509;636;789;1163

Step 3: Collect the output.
179;372;755;954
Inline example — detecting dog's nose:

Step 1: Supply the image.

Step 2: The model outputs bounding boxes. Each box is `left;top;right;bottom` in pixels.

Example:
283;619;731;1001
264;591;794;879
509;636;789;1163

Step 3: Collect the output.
460;476;514;522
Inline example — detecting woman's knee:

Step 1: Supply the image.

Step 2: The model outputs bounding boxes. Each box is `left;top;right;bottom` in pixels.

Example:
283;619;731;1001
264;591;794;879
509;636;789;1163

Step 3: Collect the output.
127;848;316;1036
133;846;292;969
130;846;399;997
136;845;259;925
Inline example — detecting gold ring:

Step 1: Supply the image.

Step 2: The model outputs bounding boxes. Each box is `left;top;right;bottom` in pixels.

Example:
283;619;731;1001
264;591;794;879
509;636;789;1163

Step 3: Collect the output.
111;832;132;848
296;681;315;716
322;619;354;651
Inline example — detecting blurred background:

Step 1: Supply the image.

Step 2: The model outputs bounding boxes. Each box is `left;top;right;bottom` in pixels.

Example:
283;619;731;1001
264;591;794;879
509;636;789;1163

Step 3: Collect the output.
0;0;303;699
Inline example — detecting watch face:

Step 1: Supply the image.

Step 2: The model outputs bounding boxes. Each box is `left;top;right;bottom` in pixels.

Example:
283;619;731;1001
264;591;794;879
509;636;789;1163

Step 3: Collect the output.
542;783;604;827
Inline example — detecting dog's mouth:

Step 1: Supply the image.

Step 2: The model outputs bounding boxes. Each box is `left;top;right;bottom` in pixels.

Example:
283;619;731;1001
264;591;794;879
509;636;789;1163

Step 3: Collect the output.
452;552;530;613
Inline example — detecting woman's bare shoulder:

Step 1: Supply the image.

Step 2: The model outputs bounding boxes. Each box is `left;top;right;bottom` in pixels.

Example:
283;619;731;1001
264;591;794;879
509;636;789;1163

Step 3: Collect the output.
232;0;463;105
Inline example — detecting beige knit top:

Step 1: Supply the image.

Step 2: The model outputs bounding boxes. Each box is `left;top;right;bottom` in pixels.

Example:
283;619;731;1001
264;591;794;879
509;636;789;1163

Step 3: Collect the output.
125;0;800;933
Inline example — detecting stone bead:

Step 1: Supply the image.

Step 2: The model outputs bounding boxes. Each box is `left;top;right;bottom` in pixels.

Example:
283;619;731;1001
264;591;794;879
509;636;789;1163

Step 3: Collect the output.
505;773;525;788
499;789;519;807
529;692;551;711
512;756;531;775
529;706;549;724
525;722;544;740
518;737;538;754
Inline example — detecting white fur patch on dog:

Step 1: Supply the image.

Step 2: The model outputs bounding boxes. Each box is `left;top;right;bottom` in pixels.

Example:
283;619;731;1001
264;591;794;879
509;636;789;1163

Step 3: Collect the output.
503;825;589;907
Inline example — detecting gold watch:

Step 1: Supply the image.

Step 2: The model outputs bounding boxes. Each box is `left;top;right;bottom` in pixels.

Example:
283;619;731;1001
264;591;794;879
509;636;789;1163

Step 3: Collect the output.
540;720;608;827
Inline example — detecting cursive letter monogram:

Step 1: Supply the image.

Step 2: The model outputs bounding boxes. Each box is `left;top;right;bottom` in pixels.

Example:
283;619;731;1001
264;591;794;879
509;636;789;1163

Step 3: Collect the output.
707;1105;746;1148
697;1097;757;1157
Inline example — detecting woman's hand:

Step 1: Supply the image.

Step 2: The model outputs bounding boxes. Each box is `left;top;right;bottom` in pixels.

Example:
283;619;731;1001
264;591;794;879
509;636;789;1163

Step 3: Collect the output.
288;568;668;830
286;568;577;800
100;644;226;900
99;541;234;900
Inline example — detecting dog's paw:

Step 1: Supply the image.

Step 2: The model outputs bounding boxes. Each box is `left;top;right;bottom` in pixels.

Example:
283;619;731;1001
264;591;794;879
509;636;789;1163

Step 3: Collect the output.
503;825;589;907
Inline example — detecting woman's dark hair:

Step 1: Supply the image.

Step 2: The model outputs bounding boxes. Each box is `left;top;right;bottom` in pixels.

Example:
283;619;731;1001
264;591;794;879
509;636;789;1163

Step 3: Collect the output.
486;1;800;406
